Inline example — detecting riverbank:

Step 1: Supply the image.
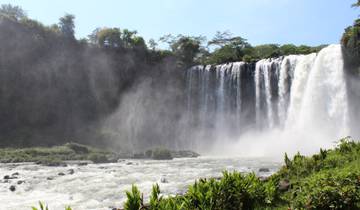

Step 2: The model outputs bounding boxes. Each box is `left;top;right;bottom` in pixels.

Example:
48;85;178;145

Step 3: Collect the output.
0;143;200;166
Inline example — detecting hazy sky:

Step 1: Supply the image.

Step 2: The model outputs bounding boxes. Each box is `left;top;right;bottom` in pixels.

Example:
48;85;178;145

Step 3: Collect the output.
0;0;358;46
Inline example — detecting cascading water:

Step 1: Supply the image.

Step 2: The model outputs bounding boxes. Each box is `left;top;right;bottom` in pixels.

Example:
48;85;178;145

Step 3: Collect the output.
186;44;351;155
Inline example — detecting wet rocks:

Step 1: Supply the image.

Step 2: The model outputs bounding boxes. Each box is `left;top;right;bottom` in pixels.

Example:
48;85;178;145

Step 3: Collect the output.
160;176;168;183
47;177;54;180
258;168;270;173
77;162;88;166
4;174;18;180
9;185;16;191
17;180;24;185
58;172;66;176
68;169;75;175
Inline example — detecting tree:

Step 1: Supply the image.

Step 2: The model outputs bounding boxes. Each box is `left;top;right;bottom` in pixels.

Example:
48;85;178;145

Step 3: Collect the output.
159;34;206;66
206;31;251;63
0;4;26;21
132;36;147;49
280;44;298;55
59;14;75;39
148;39;158;50
208;30;249;49
96;28;122;48
121;29;137;48
88;27;101;45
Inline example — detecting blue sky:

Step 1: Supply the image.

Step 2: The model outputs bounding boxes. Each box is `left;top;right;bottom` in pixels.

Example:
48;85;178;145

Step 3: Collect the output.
0;0;358;46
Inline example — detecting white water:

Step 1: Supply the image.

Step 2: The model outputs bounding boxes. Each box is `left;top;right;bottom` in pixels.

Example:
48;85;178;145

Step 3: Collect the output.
186;44;351;156
0;158;280;210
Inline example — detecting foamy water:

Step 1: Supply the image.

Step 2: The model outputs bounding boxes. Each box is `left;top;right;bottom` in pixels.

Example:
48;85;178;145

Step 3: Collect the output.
0;157;280;210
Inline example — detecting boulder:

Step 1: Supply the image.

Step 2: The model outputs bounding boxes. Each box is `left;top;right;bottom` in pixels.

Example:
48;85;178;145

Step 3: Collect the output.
77;162;88;166
258;168;270;173
17;180;24;185
58;172;66;176
9;185;16;192
68;169;75;175
160;176;168;183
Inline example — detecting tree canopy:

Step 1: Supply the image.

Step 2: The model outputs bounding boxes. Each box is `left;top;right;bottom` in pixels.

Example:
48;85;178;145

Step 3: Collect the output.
0;4;26;20
59;14;75;39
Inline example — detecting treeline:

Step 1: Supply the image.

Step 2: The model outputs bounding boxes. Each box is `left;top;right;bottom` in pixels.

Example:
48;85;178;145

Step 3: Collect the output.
158;31;326;66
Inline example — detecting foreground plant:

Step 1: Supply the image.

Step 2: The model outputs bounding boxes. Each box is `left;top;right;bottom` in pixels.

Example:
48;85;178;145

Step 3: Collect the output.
31;201;71;210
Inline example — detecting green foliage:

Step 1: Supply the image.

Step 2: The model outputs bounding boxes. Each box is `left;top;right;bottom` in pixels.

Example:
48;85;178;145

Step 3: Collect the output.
160;34;205;67
31;201;71;210
58;14;75;39
0;143;113;164
292;168;360;209
87;153;109;163
0;4;26;20
151;148;173;160
342;19;360;71
124;185;142;210
65;142;89;154
96;27;122;47
149;184;161;209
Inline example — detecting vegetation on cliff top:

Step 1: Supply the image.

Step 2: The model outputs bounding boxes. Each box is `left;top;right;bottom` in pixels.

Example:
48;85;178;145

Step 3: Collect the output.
341;1;360;74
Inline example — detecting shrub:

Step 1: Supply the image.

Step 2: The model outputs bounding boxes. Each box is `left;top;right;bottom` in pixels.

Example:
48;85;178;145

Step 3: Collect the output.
292;169;360;209
87;153;108;163
65;142;89;154
152;148;173;160
124;185;141;210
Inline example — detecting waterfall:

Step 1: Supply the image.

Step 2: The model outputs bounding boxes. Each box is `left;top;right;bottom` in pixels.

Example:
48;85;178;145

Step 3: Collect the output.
185;44;351;150
296;45;349;138
278;55;301;126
